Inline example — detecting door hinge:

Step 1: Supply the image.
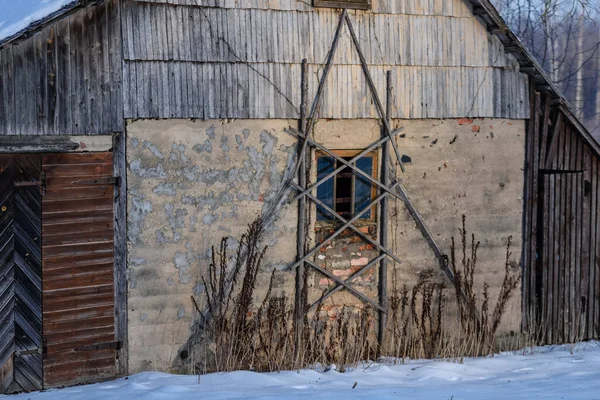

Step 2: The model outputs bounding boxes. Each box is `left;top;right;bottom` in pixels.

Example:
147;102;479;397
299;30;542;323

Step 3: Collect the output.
14;172;46;195
71;176;121;187
14;348;42;357
75;341;123;352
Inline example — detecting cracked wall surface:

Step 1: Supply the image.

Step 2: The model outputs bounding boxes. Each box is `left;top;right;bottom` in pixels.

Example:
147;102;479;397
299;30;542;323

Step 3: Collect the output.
126;117;525;373
126;119;298;373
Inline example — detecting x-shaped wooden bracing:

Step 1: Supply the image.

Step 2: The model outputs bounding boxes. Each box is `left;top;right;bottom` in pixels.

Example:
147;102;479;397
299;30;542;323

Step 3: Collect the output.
288;10;452;316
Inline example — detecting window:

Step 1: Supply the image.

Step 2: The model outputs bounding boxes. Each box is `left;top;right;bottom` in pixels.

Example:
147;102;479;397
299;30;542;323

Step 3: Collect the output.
313;0;371;10
316;150;377;222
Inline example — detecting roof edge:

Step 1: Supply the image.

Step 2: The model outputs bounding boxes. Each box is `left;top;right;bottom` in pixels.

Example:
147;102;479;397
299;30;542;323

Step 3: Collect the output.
464;0;600;152
0;0;102;50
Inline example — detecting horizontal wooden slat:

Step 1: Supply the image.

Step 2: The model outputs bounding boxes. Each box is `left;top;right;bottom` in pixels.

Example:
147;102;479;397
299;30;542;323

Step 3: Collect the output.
44;328;114;351
42;153;112;165
42;209;113;225
43;176;114;190
42;228;114;247
42;186;114;202
43;269;114;291
41;242;113;258
43;284;113;302
43;306;114;325
43;349;116;367
43;220;113;236
43;164;114;178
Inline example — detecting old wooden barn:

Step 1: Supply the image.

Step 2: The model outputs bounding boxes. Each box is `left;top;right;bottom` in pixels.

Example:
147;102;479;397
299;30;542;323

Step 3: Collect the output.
1;0;599;392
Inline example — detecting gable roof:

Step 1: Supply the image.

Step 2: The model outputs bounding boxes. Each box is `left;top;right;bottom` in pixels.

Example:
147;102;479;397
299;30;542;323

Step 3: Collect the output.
0;0;597;151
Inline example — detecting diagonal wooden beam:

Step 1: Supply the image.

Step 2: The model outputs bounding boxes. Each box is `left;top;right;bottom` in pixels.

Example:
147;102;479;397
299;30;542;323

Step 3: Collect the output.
544;112;563;170
286;127;403;198
309;254;387;311
538;96;551;169
289;183;399;271
292;9;347;181
291;129;404;203
393;181;454;283
304;259;385;312
290;181;403;265
344;13;405;173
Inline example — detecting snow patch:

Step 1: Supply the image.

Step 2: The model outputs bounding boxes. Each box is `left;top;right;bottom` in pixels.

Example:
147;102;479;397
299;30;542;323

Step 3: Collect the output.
3;341;600;399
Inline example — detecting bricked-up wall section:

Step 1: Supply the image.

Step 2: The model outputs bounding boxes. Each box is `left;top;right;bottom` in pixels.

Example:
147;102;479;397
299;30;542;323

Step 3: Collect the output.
126;117;525;373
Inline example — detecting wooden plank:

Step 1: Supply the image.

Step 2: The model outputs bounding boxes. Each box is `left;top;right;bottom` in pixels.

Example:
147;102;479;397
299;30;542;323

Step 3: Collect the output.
595;159;600;338
42;152;117;389
582;145;592;338
113;132;128;376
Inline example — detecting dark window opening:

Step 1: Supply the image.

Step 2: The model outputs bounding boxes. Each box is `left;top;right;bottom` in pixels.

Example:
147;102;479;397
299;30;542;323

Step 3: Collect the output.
316;150;377;222
313;0;371;10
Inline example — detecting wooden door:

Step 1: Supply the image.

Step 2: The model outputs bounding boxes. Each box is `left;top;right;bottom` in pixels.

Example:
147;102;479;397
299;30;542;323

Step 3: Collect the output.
41;153;116;388
539;172;586;344
0;155;43;394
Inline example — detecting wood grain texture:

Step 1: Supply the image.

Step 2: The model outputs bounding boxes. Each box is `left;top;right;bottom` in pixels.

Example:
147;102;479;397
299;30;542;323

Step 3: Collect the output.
0;1;122;136
0;155;43;394
119;1;528;120
41;152;117;388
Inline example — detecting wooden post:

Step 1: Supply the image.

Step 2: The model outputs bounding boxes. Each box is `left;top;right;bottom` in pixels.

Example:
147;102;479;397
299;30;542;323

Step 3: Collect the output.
378;71;392;351
113;131;128;375
294;59;309;362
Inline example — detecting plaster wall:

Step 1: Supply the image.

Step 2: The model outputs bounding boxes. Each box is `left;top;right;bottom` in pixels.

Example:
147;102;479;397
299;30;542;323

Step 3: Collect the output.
126;117;525;373
126;119;298;373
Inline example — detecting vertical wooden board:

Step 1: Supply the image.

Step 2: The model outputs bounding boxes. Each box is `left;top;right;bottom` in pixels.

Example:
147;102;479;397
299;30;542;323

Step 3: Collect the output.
42;152;117;388
55;21;71;134
574;139;584;340
546;172;556;341
521;95;532;330
595;159;600;337
582;145;592;338
113;133;128;376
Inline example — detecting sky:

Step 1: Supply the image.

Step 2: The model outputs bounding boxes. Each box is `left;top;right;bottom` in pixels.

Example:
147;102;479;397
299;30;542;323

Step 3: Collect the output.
0;0;76;42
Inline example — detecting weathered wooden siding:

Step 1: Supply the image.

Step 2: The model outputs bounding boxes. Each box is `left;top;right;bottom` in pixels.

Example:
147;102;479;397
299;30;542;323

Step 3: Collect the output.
121;0;529;120
132;0;473;16
522;89;600;342
0;1;123;136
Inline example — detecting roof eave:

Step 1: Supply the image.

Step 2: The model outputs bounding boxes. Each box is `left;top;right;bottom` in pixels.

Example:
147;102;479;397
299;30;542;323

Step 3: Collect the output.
464;0;600;151
0;0;102;50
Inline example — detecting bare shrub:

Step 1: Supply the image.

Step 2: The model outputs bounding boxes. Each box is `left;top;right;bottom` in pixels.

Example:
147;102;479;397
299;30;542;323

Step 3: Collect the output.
192;215;522;374
449;215;521;354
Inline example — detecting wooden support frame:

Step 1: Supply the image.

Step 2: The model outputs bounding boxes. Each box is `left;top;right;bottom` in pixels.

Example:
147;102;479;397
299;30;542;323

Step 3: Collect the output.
286;11;452;352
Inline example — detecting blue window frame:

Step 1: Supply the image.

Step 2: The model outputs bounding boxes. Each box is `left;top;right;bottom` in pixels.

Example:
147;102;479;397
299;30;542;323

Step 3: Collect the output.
316;150;377;222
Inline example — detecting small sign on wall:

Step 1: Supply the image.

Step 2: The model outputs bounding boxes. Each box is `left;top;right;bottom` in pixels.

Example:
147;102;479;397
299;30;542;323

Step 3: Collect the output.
313;0;371;10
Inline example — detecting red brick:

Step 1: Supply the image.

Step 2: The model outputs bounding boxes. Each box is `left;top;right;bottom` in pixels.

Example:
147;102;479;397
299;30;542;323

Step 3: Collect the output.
458;118;473;125
472;125;481;133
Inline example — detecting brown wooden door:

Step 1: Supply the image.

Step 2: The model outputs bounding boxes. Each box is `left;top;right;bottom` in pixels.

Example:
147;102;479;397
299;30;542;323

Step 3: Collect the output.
41;153;116;388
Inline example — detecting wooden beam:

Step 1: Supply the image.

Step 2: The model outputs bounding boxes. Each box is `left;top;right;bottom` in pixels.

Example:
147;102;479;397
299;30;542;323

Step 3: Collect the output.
113;131;128;376
545;113;564;169
0;135;80;152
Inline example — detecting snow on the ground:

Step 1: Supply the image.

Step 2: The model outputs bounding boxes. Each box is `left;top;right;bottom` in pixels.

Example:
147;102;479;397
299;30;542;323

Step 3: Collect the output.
0;0;77;42
4;342;600;400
